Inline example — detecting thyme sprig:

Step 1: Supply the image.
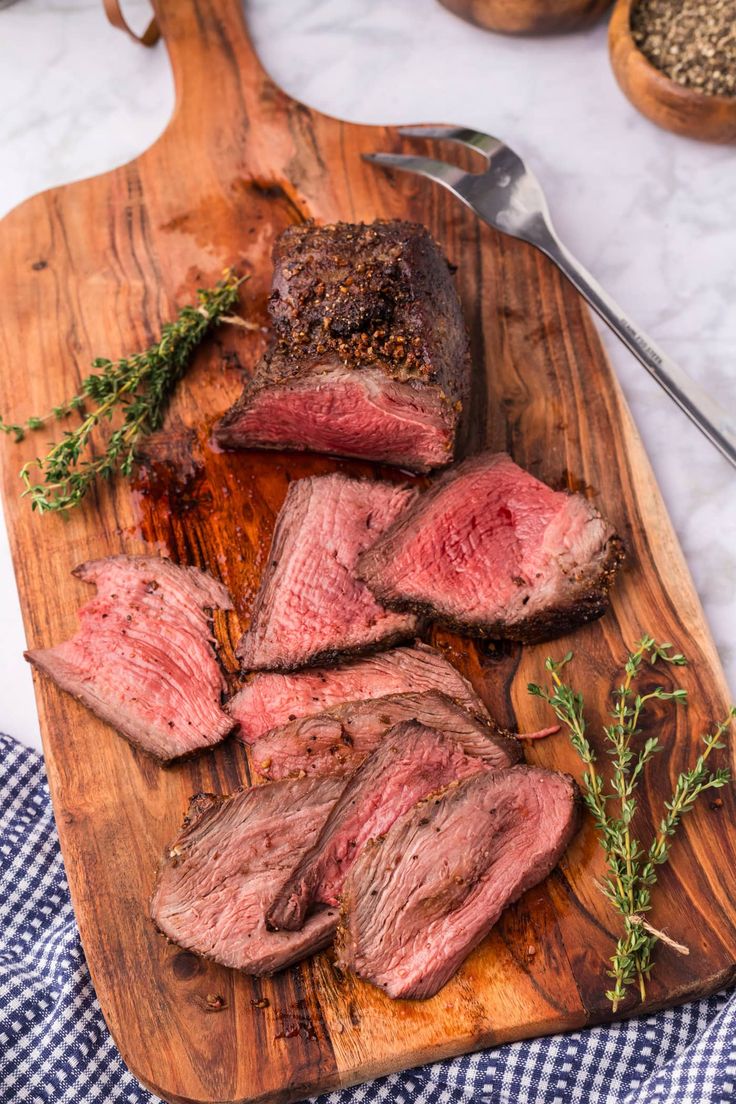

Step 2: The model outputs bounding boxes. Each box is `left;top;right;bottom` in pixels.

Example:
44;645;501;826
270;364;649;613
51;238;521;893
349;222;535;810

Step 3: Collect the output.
0;271;246;513
529;636;735;1011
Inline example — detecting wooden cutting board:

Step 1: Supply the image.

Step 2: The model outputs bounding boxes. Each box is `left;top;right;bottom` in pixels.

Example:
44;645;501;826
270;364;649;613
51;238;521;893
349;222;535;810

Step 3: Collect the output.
1;3;734;1102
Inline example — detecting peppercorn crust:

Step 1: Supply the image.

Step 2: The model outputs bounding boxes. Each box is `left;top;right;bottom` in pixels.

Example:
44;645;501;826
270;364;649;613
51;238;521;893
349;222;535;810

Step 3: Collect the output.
214;219;471;471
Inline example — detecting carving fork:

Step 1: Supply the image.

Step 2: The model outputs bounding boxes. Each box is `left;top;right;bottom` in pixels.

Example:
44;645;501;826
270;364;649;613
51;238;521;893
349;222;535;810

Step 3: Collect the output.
365;126;736;469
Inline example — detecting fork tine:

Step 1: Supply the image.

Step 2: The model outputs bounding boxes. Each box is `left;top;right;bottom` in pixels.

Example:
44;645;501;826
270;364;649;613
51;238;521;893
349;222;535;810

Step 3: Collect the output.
363;152;468;190
398;125;503;159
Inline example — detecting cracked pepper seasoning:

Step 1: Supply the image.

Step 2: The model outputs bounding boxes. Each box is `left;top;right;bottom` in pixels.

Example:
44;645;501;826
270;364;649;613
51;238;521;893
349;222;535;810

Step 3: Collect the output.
631;0;736;97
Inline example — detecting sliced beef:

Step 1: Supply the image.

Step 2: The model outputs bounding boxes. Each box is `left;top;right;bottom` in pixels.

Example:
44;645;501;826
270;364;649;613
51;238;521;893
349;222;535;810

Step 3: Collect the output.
337;766;579;999
237;473;418;671
25;556;233;762
229;642;489;745
151;773;346;974
267;721;484;933
357;451;624;643
249;690;520;781
213;220;470;473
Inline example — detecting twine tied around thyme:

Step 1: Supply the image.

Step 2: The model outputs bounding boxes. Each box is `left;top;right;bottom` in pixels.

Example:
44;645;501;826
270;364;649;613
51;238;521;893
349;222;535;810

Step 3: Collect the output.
196;304;260;330
529;636;735;1011
593;880;689;956
0;270;250;513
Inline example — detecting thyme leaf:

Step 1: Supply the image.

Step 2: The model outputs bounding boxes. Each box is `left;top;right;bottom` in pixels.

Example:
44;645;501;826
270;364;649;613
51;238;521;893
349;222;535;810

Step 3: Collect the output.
529;637;735;1012
0;271;246;513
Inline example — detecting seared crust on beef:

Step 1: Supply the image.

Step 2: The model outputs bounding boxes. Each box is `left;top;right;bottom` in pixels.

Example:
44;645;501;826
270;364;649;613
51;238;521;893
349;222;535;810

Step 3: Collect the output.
485;537;624;643
214;220;471;472
266;220;467;390
238;629;425;675
364;535;625;644
357;451;625;644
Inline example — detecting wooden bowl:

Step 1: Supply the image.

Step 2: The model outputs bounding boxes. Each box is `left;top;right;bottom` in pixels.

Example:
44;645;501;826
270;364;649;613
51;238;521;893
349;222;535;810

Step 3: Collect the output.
438;0;613;35
609;0;736;143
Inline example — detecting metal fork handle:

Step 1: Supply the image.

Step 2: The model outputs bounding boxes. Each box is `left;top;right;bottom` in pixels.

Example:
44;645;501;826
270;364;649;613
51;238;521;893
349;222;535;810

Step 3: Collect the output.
535;224;736;467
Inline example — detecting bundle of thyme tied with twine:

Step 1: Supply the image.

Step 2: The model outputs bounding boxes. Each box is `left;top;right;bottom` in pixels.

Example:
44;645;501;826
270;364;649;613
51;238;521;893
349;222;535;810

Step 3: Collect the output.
0;271;248;513
529;636;735;1011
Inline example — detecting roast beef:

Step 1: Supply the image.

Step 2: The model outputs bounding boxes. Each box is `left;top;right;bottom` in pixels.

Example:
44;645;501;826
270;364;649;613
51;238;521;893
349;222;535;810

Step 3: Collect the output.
151;773;346;974
213;220;470;473
266;721;485;932
249;689;520;781
237;473;418;671
25;556;233;762
337;766;579;999
229;642;489;745
357;451;624;643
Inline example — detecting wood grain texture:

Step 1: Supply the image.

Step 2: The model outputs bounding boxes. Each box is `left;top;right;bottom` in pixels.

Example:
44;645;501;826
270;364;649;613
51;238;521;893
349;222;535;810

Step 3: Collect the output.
439;0;612;35
609;0;736;143
0;3;735;1102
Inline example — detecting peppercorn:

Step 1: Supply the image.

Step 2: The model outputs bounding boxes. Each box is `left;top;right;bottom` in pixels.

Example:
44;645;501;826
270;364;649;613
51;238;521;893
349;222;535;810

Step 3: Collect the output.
632;0;736;97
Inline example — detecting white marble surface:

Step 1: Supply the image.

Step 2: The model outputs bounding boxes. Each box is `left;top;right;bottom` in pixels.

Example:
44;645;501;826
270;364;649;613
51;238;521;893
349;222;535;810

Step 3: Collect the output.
1;0;734;753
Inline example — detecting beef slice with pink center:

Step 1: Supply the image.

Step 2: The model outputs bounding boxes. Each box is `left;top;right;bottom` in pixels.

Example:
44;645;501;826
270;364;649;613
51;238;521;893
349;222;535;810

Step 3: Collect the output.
237;473;419;671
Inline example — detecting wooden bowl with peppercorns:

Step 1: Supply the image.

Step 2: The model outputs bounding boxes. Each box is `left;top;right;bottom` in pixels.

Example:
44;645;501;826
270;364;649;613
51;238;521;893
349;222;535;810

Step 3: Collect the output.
609;0;736;143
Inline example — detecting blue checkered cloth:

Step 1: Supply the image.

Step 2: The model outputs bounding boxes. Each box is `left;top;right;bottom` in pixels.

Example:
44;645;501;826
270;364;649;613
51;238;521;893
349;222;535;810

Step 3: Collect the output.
1;731;735;1104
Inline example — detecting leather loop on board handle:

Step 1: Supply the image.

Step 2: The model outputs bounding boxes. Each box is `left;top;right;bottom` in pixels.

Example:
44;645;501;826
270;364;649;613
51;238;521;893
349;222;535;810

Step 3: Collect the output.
103;0;161;46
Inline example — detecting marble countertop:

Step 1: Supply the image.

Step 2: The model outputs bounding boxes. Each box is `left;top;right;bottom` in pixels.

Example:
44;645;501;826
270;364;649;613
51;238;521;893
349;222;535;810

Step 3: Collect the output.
1;0;734;754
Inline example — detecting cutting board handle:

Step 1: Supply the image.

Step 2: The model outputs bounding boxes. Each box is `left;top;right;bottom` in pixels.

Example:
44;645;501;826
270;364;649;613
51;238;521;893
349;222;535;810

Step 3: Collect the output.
151;0;275;117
